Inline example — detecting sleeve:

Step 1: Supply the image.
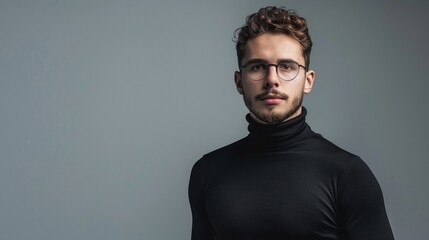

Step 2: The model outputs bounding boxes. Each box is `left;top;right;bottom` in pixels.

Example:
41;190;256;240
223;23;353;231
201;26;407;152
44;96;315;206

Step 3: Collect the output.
337;157;394;240
188;159;216;240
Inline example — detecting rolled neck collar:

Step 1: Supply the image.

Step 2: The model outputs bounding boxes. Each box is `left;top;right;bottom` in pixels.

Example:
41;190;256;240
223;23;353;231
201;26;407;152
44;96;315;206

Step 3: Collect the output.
245;107;313;151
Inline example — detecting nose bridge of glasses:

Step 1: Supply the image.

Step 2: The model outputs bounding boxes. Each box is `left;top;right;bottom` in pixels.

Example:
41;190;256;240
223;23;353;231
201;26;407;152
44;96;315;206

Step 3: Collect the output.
265;63;281;79
266;63;279;71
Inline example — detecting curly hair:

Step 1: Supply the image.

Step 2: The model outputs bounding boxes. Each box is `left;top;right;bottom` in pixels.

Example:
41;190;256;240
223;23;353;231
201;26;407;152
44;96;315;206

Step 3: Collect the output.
233;6;312;69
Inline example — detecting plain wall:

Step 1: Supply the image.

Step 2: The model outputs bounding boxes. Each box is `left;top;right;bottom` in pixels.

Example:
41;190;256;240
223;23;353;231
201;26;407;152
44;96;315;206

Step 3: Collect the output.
1;0;428;239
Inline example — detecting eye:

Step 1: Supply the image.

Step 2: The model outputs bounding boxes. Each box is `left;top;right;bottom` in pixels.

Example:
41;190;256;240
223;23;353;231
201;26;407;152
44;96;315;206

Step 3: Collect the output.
248;63;266;72
278;62;294;72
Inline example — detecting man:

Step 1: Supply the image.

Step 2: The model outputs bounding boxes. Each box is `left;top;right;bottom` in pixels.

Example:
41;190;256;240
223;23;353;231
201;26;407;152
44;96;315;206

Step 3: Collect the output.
188;6;394;240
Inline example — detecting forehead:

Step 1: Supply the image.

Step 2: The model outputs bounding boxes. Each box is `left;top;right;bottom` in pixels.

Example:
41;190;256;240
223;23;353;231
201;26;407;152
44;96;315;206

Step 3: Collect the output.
243;33;304;64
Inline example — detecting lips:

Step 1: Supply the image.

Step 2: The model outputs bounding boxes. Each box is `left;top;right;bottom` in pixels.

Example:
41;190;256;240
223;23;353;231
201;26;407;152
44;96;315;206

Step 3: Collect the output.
255;90;288;105
261;95;285;105
261;94;284;100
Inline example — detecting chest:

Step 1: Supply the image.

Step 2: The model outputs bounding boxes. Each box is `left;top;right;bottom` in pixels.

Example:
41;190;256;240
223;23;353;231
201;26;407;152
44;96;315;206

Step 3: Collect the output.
204;154;341;239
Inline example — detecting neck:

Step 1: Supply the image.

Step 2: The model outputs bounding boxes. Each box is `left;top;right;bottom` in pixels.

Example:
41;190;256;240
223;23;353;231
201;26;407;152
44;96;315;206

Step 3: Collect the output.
245;106;313;151
249;106;303;125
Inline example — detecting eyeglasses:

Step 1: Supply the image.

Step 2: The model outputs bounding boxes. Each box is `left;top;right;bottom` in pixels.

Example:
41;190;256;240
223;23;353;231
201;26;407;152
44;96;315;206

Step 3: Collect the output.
240;60;307;81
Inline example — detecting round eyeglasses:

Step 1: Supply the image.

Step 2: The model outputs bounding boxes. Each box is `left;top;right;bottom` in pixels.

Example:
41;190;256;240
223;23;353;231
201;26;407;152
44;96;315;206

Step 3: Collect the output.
240;60;307;81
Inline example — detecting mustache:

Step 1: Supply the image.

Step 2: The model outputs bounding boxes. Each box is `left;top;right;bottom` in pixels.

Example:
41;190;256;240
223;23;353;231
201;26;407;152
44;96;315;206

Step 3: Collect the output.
255;90;289;100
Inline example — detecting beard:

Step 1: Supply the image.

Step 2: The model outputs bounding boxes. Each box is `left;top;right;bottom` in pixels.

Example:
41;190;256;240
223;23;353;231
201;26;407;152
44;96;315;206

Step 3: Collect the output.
243;89;304;124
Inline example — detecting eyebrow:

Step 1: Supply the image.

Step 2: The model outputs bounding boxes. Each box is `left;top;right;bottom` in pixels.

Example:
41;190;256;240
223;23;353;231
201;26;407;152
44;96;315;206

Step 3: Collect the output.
244;58;298;65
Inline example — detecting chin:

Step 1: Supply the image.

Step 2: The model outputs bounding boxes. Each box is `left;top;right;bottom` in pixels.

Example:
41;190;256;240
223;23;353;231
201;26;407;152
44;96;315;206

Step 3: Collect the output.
251;110;288;124
252;104;302;124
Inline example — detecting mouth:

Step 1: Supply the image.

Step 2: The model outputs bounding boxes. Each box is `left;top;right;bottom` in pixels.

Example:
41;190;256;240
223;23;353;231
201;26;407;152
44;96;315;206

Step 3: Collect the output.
261;94;285;100
260;94;285;105
255;90;288;105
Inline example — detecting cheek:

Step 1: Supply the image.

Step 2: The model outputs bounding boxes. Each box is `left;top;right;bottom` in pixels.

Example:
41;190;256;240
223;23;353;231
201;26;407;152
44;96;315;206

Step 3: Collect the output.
242;82;260;95
285;81;305;95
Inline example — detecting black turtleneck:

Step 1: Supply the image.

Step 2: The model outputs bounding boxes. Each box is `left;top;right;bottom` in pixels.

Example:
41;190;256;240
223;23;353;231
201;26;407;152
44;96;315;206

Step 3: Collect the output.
188;108;394;240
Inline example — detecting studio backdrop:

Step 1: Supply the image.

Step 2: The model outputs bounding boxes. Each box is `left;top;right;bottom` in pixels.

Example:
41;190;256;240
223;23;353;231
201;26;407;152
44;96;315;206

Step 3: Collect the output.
1;0;428;239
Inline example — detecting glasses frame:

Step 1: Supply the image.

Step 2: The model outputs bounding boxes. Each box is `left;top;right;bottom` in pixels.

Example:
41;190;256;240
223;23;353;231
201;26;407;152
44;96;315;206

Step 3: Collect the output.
240;60;307;81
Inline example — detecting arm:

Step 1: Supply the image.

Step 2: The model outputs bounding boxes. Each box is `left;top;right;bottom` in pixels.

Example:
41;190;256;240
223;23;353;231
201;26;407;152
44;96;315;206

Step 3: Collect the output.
337;157;394;240
188;159;216;240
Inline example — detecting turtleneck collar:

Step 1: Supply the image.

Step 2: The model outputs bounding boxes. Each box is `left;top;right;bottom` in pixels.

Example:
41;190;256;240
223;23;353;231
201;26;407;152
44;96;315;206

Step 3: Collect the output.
245;107;314;151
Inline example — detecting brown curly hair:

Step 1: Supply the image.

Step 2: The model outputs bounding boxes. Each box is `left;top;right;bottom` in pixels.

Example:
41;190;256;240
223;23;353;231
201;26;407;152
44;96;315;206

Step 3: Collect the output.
234;6;312;69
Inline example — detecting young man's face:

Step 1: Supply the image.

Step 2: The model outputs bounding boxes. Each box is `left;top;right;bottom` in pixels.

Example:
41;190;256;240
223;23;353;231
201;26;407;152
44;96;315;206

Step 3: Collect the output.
234;33;315;124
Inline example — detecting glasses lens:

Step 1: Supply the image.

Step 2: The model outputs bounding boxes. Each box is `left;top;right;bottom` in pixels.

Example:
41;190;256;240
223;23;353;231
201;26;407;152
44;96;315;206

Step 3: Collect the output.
245;62;266;81
277;61;299;81
243;61;301;81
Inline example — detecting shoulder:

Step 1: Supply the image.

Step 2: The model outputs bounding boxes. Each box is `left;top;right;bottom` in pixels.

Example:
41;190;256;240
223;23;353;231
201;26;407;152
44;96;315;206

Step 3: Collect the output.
191;137;247;171
307;133;383;200
310;134;380;191
309;133;356;155
196;137;247;163
305;133;363;167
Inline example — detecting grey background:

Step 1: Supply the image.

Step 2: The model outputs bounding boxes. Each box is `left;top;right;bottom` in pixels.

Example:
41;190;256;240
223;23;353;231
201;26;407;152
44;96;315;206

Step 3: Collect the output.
1;0;428;239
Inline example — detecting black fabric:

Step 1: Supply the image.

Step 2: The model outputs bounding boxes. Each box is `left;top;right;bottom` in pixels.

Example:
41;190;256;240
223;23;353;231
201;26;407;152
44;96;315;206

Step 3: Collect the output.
188;108;394;240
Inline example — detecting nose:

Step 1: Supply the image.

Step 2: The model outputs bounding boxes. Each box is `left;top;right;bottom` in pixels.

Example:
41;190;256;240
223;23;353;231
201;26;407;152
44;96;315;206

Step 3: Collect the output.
264;65;280;89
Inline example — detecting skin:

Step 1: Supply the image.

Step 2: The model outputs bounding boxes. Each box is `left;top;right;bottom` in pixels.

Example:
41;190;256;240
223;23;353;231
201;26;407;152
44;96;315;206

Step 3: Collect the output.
234;33;315;124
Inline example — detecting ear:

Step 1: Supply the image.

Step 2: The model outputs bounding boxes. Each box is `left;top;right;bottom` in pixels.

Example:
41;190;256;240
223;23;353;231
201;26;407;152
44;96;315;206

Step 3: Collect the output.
234;71;244;95
303;70;315;94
